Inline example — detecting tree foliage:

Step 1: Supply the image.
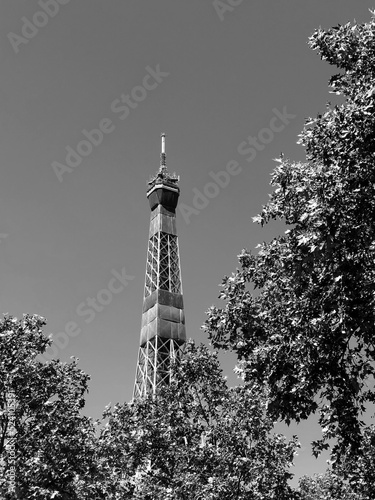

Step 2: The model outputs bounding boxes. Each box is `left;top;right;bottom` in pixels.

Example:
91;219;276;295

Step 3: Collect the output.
298;471;359;500
204;10;375;458
329;424;375;500
0;314;98;499
298;425;375;500
0;316;298;499
96;342;299;499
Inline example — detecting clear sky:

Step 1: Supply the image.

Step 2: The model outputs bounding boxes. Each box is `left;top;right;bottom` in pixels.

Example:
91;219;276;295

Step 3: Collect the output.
0;0;373;486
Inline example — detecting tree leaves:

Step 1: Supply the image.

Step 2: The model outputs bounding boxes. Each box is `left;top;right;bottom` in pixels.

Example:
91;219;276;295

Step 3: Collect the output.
95;343;299;499
204;11;375;462
0;314;98;500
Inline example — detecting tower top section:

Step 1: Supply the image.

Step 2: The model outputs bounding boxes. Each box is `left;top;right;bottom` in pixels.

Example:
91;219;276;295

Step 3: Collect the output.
147;133;180;212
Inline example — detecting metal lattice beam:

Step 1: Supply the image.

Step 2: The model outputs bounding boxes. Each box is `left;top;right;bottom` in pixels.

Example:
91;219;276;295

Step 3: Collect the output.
144;232;181;297
133;337;184;398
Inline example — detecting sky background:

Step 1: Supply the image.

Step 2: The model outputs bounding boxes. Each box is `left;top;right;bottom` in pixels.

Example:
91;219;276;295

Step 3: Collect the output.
0;0;373;486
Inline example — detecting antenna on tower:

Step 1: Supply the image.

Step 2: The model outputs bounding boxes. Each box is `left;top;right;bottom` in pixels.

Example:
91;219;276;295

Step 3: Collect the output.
148;133;179;187
160;132;166;167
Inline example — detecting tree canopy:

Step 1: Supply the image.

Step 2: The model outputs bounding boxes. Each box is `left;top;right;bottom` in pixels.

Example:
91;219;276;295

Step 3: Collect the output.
204;10;375;459
0;314;98;499
298;471;359;500
298;425;375;500
95;342;299;499
1;317;299;499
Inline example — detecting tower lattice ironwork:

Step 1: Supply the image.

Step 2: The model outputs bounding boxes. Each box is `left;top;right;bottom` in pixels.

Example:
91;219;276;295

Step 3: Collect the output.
133;134;186;398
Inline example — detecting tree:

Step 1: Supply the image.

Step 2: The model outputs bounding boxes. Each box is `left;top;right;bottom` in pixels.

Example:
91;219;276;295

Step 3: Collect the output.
204;10;375;459
0;316;299;499
97;342;299;499
0;314;99;500
298;424;375;500
298;471;359;500
328;424;375;500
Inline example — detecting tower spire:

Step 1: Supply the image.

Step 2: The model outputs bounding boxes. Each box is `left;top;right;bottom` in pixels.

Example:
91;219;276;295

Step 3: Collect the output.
160;132;166;167
133;134;186;399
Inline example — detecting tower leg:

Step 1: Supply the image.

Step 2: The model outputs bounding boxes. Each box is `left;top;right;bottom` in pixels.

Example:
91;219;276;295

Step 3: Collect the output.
133;338;184;399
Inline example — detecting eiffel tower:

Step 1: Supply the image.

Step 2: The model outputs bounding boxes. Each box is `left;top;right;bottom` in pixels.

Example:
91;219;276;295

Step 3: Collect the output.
133;134;186;398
